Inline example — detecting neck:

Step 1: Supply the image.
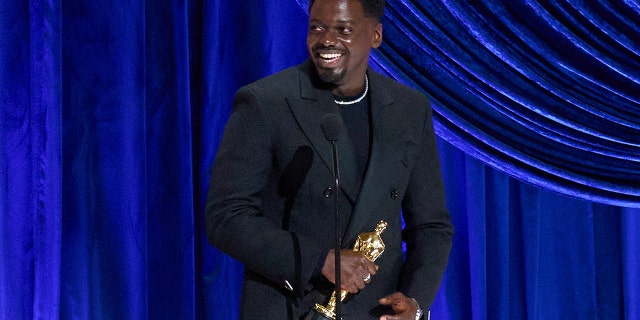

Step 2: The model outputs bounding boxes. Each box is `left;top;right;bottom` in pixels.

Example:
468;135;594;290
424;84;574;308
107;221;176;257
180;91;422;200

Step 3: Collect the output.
331;73;368;97
334;74;369;105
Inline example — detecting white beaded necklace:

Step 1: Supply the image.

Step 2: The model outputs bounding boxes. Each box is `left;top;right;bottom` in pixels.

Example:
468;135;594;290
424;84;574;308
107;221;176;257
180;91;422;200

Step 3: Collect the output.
334;75;368;105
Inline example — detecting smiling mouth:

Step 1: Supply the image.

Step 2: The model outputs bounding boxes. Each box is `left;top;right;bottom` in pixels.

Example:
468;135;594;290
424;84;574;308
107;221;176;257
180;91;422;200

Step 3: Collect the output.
316;52;344;64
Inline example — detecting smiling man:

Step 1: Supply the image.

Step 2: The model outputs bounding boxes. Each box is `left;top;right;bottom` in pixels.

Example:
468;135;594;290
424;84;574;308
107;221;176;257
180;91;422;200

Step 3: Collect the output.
307;0;381;95
206;0;453;319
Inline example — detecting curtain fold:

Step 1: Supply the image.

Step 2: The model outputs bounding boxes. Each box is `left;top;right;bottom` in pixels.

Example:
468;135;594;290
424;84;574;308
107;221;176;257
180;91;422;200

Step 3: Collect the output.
1;1;62;318
2;0;639;319
145;1;198;318
376;0;640;207
434;139;640;319
61;0;148;318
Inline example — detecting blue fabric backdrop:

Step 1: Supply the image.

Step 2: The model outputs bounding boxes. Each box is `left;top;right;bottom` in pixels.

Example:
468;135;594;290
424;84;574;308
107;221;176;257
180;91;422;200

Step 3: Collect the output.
1;0;639;319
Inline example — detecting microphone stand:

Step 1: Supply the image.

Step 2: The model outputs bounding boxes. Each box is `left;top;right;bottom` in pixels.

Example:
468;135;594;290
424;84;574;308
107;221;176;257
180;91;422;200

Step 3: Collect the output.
330;138;342;320
305;114;343;320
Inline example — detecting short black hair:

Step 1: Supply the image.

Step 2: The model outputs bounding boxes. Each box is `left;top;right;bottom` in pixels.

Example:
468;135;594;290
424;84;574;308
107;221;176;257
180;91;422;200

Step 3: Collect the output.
308;0;386;21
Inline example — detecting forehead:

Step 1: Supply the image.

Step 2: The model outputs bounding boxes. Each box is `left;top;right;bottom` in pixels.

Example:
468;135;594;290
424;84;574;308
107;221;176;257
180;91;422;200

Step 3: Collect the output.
309;0;366;20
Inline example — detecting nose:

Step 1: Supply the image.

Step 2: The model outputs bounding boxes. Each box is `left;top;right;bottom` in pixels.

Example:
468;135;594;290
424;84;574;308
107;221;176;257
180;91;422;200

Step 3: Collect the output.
320;30;337;46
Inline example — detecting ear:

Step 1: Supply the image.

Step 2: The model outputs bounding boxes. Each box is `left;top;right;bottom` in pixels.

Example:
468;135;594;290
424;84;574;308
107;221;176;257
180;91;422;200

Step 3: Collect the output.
371;23;383;48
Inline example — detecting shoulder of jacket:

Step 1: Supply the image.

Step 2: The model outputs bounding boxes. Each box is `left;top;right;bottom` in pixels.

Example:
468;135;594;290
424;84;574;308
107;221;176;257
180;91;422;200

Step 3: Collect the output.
369;70;428;101
242;64;303;95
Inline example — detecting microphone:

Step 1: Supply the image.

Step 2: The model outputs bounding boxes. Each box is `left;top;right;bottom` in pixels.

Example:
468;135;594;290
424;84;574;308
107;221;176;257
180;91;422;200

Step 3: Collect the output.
321;113;343;319
321;113;343;142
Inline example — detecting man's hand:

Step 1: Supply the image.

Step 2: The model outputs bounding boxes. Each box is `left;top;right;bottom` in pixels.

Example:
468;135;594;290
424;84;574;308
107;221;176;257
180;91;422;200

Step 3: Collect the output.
321;249;378;293
378;292;420;320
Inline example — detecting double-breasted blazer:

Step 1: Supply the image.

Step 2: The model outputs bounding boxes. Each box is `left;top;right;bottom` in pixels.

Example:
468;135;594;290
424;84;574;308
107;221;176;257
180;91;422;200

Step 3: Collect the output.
206;60;453;320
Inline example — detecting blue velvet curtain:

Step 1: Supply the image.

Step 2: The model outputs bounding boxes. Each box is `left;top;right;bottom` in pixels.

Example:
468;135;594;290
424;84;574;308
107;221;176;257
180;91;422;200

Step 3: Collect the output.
1;0;639;319
373;0;640;208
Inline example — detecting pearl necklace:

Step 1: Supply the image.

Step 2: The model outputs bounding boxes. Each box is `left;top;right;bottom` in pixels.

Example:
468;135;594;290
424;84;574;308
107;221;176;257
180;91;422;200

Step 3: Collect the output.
334;75;368;105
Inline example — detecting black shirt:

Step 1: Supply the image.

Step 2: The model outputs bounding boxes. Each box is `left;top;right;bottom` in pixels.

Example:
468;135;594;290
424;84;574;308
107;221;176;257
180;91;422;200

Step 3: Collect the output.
336;94;371;186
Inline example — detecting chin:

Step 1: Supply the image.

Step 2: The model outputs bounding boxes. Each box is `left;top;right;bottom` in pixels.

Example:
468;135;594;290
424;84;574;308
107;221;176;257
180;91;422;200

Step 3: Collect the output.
316;67;346;85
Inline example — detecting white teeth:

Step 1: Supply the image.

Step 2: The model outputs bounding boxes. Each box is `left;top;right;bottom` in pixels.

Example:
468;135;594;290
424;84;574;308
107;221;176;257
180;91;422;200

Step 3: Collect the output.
319;53;342;59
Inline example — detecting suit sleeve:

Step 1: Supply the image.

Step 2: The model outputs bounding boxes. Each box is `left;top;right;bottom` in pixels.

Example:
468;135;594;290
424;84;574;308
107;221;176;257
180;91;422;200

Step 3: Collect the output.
205;86;326;297
398;95;454;310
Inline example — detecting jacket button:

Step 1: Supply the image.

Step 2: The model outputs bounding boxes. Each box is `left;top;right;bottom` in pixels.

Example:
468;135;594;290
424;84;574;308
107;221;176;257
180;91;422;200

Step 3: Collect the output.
323;187;334;198
390;190;399;199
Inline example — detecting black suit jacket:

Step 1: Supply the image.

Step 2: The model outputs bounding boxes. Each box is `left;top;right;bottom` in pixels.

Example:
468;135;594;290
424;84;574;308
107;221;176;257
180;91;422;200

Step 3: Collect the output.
206;60;453;319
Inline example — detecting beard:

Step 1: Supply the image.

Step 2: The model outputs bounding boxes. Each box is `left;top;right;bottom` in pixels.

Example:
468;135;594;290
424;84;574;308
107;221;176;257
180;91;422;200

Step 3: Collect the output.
316;66;346;85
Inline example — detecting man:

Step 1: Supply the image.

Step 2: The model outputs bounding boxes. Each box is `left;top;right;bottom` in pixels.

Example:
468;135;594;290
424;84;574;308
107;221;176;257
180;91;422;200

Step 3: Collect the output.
206;0;453;319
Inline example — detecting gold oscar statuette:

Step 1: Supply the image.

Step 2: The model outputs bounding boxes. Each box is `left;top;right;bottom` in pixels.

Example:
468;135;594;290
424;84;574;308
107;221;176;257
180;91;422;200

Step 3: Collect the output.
310;220;388;320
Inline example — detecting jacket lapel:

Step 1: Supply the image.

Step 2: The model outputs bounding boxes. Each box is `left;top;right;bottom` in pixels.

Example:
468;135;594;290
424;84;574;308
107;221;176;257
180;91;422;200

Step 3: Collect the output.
343;71;397;244
287;62;360;204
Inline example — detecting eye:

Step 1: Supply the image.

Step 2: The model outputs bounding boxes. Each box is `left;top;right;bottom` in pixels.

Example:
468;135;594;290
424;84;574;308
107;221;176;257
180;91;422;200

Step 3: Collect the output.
338;26;353;35
309;24;325;33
